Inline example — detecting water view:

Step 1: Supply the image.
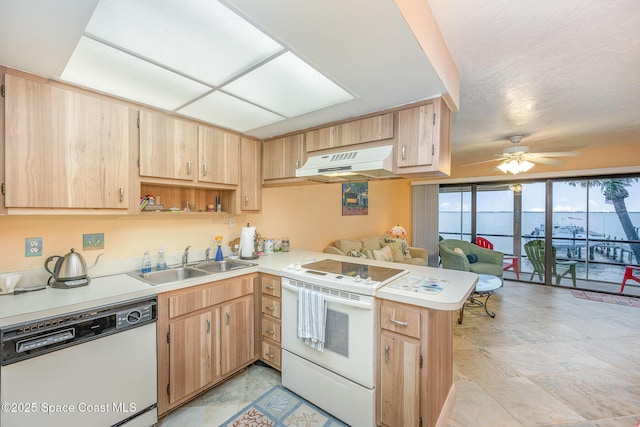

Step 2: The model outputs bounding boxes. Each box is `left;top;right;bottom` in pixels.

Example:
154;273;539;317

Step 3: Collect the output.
438;178;640;293
440;211;640;283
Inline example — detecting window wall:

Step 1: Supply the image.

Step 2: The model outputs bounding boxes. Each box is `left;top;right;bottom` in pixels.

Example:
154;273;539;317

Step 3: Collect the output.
437;175;640;295
438;186;471;241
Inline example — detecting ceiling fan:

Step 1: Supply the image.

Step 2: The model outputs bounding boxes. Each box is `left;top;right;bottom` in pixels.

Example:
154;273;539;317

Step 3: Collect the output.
463;135;579;174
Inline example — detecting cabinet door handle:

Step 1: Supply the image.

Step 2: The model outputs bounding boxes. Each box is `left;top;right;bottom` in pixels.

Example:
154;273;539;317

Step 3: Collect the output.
385;344;389;364
202;164;207;176
187;161;192;175
401;144;406;160
265;329;275;335
119;186;124;202
225;312;230;325
390;318;408;327
265;352;274;358
296;160;300;168
265;306;275;311
265;285;275;290
206;319;211;333
244;195;249;206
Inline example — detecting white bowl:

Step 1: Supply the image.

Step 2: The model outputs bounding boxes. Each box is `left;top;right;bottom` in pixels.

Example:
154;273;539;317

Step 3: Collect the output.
0;273;22;293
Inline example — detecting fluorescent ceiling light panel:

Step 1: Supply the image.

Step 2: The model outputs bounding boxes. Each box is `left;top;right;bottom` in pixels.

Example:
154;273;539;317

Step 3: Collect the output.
178;92;284;132
224;51;354;117
61;37;210;111
85;0;284;85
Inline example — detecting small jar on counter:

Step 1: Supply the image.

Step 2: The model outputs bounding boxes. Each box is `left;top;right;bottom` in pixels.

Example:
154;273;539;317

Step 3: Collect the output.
281;237;290;252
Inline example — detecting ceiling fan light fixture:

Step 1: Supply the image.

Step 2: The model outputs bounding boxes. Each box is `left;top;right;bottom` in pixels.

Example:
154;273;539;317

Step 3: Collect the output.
497;159;534;174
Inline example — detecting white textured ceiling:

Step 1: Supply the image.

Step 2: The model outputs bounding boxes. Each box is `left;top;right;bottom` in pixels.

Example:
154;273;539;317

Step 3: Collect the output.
0;0;638;167
427;0;640;165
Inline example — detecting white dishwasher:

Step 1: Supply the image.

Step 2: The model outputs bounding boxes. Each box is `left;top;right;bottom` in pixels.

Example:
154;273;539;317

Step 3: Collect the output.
0;297;158;427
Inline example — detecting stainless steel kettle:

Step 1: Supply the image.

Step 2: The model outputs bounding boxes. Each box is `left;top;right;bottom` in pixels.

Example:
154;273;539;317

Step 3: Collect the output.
44;248;102;288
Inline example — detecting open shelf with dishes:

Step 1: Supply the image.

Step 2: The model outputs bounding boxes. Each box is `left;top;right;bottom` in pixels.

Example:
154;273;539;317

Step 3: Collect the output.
139;183;236;215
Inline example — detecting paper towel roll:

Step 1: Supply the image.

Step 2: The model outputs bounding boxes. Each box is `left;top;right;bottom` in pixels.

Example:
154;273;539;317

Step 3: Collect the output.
239;226;256;258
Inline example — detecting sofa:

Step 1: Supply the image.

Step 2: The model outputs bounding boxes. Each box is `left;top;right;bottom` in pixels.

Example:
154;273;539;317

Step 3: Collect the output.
324;235;427;266
439;239;504;278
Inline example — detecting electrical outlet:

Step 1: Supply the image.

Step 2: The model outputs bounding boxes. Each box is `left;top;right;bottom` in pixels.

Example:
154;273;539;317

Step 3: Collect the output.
26;237;43;257
228;217;235;229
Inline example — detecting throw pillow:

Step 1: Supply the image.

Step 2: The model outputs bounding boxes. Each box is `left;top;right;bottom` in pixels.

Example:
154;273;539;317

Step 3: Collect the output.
360;248;373;259
372;245;393;262
466;253;478;263
335;239;363;255
386;241;406;262
454;247;465;255
348;249;366;258
385;237;412;258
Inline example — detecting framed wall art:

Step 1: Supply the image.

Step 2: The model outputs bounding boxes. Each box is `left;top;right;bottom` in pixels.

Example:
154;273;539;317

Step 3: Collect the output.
342;182;368;216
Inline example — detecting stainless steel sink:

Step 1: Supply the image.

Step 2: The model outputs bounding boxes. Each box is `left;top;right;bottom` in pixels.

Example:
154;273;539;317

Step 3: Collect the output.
194;259;257;273
128;259;257;285
130;267;209;286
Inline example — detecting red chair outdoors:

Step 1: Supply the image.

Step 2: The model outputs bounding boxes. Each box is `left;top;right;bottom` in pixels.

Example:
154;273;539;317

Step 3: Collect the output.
620;266;640;293
475;237;520;279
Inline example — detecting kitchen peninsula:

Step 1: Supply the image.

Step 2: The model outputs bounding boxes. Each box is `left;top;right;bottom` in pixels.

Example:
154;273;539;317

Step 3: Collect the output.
0;249;477;427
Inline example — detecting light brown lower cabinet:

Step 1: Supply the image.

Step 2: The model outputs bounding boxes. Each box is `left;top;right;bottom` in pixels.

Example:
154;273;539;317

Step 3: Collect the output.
220;295;255;376
168;310;216;405
377;299;454;427
157;274;257;415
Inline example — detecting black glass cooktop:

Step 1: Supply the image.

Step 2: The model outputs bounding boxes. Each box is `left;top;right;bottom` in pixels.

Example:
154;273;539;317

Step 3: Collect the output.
302;259;405;282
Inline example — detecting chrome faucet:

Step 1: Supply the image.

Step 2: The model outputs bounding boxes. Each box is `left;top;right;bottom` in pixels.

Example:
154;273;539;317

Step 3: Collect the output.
205;247;211;262
182;246;191;267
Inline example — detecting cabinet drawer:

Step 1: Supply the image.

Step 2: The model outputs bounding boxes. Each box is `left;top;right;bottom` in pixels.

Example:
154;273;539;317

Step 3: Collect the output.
261;296;281;319
261;276;281;297
261;318;281;343
262;341;281;368
380;301;421;339
168;275;255;318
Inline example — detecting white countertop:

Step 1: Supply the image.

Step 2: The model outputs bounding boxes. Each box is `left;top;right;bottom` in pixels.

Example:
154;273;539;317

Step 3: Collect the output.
0;250;477;327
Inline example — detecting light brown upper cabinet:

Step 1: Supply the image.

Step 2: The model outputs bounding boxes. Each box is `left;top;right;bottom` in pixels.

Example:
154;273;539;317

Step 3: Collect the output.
395;97;452;176
305;113;394;152
3;74;129;209
240;137;261;211
139;111;241;186
198;125;240;186
139;110;198;181
262;133;306;182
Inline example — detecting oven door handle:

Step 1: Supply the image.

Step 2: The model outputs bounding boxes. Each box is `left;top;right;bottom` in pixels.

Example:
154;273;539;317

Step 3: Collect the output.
282;282;373;310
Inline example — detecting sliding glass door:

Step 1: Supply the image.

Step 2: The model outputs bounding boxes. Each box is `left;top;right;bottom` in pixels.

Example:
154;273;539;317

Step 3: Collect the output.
437;175;640;295
439;186;471;241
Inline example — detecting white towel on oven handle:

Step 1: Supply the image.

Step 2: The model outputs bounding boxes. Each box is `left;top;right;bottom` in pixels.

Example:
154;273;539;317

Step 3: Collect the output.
297;287;327;352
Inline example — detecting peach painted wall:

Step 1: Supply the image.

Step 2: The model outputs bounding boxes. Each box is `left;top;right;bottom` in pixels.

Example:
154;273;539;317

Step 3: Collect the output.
0;179;413;273
251;179;413;250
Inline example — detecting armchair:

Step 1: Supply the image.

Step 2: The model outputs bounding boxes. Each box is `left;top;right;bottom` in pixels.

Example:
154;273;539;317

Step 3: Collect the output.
439;239;504;278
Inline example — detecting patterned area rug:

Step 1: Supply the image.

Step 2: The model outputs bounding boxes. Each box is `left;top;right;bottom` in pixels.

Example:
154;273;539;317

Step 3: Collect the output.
222;385;348;427
572;290;640;307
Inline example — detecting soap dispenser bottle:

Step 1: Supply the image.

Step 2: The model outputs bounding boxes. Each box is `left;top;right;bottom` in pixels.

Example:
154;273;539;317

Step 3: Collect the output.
157;247;167;271
141;251;152;274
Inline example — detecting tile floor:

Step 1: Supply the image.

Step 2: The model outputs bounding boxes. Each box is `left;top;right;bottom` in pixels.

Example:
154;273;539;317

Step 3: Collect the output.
158;281;640;427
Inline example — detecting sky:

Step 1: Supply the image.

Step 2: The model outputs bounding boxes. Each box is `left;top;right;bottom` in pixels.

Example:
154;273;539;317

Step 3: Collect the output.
440;179;640;213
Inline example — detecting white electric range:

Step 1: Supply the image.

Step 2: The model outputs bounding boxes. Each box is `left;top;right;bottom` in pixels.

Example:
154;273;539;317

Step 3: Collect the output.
279;258;408;427
280;258;408;296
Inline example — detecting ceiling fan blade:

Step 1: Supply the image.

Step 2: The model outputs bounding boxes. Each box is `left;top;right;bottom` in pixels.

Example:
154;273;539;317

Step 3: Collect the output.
525;156;565;166
528;151;580;158
460;158;503;167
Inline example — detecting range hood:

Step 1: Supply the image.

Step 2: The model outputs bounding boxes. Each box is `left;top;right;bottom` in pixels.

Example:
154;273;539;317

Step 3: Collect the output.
295;145;396;182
